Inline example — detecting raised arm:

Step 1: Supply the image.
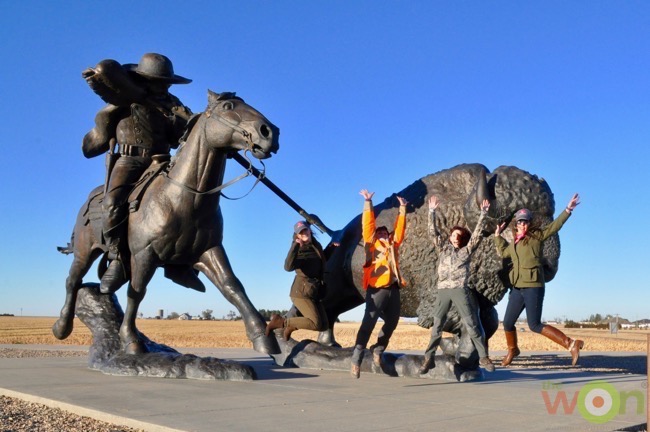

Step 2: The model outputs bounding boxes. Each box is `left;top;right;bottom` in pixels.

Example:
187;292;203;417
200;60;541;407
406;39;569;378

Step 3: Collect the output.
283;239;301;272
466;199;490;253
393;196;408;246
494;222;510;258
360;189;376;244
541;193;580;241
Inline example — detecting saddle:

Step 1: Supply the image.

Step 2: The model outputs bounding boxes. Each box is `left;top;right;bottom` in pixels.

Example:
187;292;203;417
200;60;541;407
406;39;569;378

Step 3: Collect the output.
83;156;171;238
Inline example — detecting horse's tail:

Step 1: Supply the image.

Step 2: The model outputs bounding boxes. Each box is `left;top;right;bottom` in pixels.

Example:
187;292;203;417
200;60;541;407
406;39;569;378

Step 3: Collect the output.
57;242;73;255
57;225;77;255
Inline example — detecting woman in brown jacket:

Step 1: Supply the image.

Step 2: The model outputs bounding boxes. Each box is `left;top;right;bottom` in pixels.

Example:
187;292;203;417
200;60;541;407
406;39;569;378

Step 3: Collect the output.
265;221;329;341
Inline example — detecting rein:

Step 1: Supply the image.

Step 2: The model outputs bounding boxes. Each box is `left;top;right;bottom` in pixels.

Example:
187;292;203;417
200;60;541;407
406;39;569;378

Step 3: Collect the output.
162;106;265;197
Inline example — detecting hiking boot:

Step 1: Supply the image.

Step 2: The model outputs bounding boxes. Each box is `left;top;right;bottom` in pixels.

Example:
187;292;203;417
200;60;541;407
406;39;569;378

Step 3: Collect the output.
479;357;495;372
350;363;360;379
372;348;383;368
418;356;435;374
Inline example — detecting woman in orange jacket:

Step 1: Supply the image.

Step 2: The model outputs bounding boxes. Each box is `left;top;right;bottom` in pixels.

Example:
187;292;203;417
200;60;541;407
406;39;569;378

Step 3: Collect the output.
350;189;407;378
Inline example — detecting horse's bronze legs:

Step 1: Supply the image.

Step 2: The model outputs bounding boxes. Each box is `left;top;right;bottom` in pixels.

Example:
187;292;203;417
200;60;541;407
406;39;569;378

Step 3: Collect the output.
196;245;280;355
119;253;157;354
53;245;102;340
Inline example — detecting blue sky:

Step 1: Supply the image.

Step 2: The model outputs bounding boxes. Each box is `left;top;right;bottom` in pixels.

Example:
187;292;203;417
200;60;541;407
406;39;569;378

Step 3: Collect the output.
0;1;648;323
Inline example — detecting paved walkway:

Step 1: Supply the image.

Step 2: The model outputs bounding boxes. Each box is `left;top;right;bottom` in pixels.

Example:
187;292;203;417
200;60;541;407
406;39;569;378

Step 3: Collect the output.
0;345;647;432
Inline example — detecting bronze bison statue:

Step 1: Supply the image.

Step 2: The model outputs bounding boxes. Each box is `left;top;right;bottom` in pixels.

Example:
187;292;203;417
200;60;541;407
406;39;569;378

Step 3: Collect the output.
316;163;560;365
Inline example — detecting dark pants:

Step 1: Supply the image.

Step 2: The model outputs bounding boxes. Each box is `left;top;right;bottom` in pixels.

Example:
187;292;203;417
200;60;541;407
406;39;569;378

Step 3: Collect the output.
424;287;488;358
351;285;401;366
502;287;546;333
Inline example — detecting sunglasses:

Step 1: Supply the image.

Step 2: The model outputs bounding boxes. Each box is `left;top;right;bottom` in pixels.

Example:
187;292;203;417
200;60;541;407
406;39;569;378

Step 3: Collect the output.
516;220;530;225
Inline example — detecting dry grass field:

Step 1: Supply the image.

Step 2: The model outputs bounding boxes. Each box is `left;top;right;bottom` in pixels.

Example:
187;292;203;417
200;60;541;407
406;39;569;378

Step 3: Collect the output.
1;316;648;352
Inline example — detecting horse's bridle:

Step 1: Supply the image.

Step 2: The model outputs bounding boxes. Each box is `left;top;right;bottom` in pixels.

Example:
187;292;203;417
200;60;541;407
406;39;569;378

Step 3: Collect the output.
162;103;265;196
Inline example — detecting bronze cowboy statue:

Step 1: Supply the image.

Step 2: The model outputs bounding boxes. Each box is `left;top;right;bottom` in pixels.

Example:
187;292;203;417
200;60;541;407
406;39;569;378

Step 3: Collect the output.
81;53;193;294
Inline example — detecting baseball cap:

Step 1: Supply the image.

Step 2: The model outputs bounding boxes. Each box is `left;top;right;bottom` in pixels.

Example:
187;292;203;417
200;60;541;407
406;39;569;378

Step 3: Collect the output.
514;209;532;222
294;221;310;234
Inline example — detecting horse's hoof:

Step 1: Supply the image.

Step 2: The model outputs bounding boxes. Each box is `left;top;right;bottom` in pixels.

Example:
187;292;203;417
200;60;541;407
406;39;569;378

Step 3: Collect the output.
52;319;72;340
251;332;280;355
124;340;147;355
317;332;341;348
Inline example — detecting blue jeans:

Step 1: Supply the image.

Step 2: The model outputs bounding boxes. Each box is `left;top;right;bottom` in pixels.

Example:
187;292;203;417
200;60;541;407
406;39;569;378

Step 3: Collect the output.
502;287;545;333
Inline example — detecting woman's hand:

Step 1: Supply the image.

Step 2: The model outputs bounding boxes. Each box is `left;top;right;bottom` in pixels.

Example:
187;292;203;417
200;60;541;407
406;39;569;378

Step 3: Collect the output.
481;199;490;212
397;196;408;206
566;193;580;212
428;195;439;210
360;189;374;201
495;222;506;236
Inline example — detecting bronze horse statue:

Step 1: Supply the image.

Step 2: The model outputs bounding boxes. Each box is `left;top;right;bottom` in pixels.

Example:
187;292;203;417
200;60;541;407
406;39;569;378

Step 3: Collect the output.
53;91;280;355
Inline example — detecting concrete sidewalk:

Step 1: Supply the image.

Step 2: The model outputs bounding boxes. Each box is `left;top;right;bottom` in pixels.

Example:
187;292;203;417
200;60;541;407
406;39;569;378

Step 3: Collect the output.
0;345;646;432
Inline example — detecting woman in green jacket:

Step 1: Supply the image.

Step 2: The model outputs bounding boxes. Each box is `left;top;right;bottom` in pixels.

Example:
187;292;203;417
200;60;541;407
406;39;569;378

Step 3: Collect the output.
494;193;584;366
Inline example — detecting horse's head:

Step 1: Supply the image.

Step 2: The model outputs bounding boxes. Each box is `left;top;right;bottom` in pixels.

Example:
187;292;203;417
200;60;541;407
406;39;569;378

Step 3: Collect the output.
203;90;280;159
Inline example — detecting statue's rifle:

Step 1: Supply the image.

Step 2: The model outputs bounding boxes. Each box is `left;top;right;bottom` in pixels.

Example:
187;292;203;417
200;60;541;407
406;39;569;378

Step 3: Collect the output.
104;138;118;196
229;152;334;237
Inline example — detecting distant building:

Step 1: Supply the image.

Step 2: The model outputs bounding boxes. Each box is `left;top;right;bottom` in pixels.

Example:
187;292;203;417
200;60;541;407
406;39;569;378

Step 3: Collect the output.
178;313;192;320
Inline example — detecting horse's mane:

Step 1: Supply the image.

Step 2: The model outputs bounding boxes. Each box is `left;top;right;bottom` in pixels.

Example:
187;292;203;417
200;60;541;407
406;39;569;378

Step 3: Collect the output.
214;91;244;102
177;91;246;152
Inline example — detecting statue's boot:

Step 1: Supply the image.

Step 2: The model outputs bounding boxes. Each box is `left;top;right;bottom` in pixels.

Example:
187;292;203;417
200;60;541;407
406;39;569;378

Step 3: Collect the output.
265;314;285;337
540;325;584;366
100;239;127;294
101;258;127;294
501;330;520;366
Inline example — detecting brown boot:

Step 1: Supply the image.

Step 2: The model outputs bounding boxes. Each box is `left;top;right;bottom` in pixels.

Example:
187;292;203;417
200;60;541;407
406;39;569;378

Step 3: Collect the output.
540;325;584;366
501;330;521;366
264;314;285;336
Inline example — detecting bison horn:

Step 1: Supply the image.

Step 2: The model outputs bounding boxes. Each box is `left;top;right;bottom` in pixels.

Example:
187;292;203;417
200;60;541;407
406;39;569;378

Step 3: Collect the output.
475;166;491;209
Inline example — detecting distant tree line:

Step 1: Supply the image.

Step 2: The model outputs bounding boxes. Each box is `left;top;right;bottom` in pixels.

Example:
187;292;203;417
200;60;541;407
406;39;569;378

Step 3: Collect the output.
258;309;289;320
565;320;614;330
